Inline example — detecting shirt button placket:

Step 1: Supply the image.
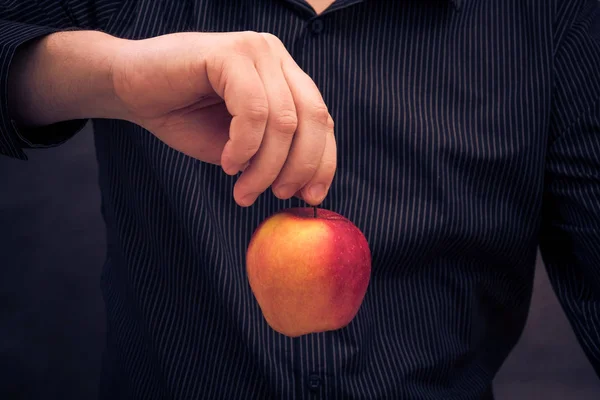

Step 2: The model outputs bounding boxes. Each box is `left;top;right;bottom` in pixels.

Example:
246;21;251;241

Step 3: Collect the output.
307;373;322;393
310;18;324;34
298;14;328;400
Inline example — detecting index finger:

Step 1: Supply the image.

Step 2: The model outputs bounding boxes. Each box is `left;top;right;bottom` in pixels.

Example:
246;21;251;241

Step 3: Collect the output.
208;55;269;175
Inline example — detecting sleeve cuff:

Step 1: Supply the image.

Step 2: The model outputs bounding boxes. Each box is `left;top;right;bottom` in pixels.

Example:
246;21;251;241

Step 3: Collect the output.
0;21;88;160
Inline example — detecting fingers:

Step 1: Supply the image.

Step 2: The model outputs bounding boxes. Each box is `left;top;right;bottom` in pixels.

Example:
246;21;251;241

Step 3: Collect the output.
300;116;336;205
207;32;337;207
271;60;333;204
213;55;269;176
232;41;298;206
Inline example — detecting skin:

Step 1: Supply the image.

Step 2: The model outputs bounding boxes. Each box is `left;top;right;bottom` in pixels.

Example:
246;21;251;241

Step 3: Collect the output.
8;0;339;207
307;0;336;14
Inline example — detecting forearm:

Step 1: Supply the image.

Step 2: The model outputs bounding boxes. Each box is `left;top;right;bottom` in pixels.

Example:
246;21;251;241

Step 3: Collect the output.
8;30;127;127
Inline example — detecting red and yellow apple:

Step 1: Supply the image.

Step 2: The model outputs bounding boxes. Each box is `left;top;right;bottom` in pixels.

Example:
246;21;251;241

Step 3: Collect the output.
246;207;371;337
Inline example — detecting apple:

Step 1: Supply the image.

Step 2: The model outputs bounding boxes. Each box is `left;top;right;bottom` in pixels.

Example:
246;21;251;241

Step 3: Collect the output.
246;207;371;337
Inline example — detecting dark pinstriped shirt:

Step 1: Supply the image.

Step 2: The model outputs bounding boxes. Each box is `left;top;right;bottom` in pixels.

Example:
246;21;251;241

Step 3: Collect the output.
1;0;600;398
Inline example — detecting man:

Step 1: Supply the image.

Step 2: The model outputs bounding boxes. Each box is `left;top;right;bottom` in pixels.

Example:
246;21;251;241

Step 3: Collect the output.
1;0;599;398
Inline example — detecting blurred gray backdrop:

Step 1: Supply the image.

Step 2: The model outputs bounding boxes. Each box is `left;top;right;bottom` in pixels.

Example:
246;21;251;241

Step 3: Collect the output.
1;123;599;399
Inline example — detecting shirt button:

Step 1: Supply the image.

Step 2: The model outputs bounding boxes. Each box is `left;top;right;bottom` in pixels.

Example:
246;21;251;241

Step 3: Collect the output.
310;19;324;34
307;374;321;391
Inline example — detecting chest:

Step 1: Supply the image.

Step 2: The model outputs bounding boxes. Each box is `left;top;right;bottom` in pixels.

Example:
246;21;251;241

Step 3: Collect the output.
119;1;553;154
111;0;555;266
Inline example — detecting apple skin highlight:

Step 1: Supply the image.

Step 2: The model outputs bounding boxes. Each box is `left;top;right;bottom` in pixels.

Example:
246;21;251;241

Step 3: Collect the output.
246;207;372;337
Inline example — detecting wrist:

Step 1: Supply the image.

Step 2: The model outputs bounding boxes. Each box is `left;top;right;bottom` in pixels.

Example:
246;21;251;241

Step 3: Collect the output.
96;33;133;122
8;30;131;127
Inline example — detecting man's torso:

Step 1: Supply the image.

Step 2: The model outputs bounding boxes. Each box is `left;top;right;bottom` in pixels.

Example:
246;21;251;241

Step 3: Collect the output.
94;1;554;398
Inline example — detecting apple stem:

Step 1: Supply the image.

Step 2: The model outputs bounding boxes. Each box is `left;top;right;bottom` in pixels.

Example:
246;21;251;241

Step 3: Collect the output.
313;206;317;218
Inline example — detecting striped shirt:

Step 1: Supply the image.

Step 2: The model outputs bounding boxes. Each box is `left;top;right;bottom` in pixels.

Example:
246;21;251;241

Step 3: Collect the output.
1;0;600;398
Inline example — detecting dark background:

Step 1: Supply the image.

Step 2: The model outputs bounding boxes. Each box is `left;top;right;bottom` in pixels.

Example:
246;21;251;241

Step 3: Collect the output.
1;123;599;399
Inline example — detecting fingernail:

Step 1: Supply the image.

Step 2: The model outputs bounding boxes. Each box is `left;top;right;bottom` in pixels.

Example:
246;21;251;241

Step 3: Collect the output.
223;163;239;176
223;161;248;175
308;184;326;202
274;184;296;199
240;192;259;206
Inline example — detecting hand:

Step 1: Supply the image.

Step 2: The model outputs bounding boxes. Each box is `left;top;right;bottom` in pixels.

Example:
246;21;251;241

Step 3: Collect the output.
111;31;336;207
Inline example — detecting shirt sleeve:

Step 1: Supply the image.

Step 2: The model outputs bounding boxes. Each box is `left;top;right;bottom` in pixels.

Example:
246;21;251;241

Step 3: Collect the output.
539;0;600;378
0;0;129;160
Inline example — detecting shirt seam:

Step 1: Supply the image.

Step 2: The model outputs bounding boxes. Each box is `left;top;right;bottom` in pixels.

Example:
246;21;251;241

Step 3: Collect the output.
552;94;600;145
